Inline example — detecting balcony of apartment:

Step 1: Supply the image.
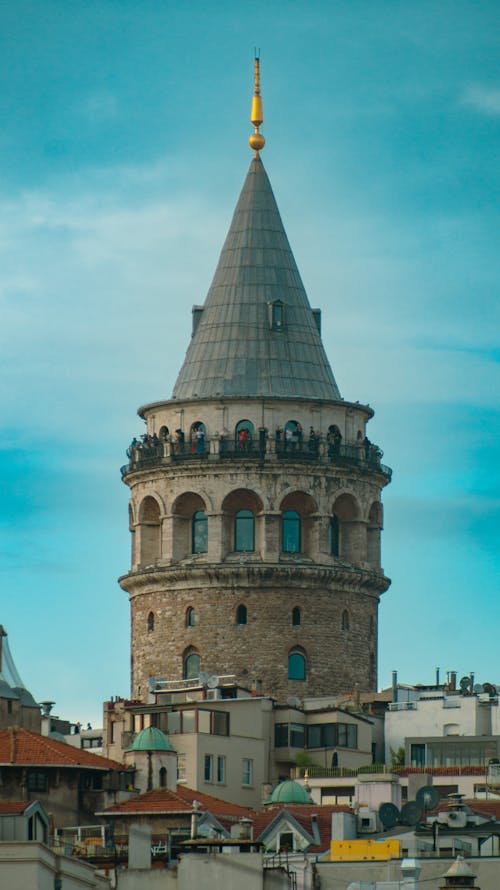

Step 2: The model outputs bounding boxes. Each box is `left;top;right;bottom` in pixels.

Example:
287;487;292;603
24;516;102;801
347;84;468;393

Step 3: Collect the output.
121;434;391;480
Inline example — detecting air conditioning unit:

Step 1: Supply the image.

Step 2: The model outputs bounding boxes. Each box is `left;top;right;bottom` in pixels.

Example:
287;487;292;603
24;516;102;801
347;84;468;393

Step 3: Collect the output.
206;689;220;701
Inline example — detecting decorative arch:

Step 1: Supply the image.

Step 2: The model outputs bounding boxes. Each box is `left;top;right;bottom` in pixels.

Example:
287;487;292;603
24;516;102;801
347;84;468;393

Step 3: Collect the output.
367;501;383;569
171;492;208;562
292;606;301;627
288;647;307;681
138;496;161;565
280;491;317;557
159;425;169;441
183;647;200;680
190;421;207;454
186;607;196;628
147;611;155;633
283;420;304;452
221;489;264;557
236;603;247;625
331;492;362;564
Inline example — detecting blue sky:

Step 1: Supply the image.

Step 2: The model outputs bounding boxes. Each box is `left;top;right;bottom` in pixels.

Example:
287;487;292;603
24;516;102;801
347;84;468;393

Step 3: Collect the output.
1;1;499;725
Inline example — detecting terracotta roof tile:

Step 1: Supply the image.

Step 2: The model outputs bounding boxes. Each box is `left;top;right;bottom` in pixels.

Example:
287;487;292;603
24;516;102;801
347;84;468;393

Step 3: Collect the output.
0;728;124;770
0;801;31;815
100;786;254;818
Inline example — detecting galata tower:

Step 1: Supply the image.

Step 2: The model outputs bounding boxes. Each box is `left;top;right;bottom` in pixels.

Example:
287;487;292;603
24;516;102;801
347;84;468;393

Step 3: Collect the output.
120;60;391;704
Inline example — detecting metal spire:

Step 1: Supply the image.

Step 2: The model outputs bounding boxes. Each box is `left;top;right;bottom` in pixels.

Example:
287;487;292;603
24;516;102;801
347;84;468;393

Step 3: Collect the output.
249;54;265;156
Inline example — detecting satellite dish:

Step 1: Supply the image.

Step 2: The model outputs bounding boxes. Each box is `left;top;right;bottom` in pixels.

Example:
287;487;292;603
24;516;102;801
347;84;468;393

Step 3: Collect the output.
379;803;400;830
199;671;210;686
206;675;219;689
459;676;470;692
400;801;421;826
286;696;302;708
483;683;496;695
473;684;483;694
416;785;440;811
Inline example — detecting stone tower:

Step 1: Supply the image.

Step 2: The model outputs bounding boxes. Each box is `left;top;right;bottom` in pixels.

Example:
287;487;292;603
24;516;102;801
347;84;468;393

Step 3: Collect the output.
120;61;391;704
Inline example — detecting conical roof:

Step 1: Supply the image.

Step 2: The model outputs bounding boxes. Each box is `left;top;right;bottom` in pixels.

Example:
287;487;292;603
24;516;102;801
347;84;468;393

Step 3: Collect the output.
172;157;341;402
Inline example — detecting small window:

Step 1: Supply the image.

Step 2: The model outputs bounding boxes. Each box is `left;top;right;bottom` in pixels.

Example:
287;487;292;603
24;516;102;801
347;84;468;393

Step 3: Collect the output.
292;606;301;627
288;650;306;681
192;510;208;553
279;831;294;852
235;509;255;552
159;766;167;788
242;758;253;787
204;754;213;782
183;650;200;680
236;604;247;625
269;300;285;331
159;425;169;440
186;607;196;627
282;510;301;554
27;771;47;792
147;611;155;633
330;515;339;556
217;755;226;784
341;609;350;631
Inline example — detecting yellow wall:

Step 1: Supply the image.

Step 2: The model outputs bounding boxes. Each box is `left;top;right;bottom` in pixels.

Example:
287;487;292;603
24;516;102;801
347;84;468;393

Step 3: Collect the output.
329;838;401;861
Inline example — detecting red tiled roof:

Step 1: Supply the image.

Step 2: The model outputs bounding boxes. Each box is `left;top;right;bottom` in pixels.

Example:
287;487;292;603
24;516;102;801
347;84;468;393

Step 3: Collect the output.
253;804;351;853
100;786;254;818
462;799;500;820
0;801;31;815
0;728;124;770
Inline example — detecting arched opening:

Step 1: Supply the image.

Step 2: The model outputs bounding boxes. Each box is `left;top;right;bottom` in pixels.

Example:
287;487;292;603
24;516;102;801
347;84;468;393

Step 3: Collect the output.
147;611;155;633
367;501;383;569
331;493;361;564
282;510;301;553
235;419;254;451
292;606;301;627
329;514;339;557
172;492;207;562
190;421;207;454
284;420;303;452
129;503;136;565
236;604;247;625
192;510;208;554
183;648;200;680
159;425;169;441
280;492;317;557
288;648;306;681
222;490;264;557
159;766;167;788
235;510;255;551
138;496;161;565
327;424;342;458
186;607;196;628
341;609;350;631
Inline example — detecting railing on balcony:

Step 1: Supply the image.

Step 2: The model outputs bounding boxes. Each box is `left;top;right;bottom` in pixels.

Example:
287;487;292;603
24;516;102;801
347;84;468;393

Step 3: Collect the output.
121;435;391;480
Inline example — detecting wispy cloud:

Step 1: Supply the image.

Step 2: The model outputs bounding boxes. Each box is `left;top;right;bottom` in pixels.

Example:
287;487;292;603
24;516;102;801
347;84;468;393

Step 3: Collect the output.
461;85;500;116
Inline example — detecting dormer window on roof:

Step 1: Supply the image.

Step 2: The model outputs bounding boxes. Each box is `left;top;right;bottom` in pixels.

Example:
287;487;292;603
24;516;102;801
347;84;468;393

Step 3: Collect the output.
268;299;285;332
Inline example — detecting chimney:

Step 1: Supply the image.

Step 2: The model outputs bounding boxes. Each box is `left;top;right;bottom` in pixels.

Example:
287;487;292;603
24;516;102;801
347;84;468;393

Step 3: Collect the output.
449;671;457;692
392;671;398;703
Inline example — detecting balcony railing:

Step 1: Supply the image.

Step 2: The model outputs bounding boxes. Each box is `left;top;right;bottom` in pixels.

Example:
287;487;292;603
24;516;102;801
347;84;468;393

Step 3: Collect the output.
121;436;391;480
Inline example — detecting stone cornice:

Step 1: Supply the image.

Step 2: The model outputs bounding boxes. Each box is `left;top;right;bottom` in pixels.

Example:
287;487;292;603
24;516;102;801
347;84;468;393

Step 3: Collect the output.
119;562;390;597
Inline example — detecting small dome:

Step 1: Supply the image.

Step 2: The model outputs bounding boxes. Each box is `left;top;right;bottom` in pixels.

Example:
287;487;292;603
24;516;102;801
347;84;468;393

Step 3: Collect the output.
269;779;312;804
126;726;175;753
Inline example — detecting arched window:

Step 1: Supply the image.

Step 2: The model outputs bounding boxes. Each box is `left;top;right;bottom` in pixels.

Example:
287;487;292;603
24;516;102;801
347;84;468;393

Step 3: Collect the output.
235;509;255;552
147;611;155;633
235;419;254;451
341;609;350;631
139;496;161;565
186;607;196;628
183;649;200;680
192;510;208;554
288;649;306;681
159;425;169;441
282;510;301;553
292;606;301;627
269;299;285;330
236;604;247;625
159;767;167;788
190;422;206;454
284;420;303;452
329;515;339;557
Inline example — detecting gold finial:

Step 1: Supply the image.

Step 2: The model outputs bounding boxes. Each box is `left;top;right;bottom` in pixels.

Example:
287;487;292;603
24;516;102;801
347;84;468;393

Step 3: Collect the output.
249;54;265;156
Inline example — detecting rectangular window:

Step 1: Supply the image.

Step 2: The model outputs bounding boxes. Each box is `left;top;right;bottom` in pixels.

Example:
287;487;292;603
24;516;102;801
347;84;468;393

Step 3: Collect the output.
275;724;289;747
204;754;213;783
289;723;305;748
212;711;229;736
27;771;47;792
198;710;211;734
346;724;357;748
168;711;181;734
307;725;322;749
411;743;426;767
181;710;196;733
242;758;253;787
217;755;226;784
177;754;187;782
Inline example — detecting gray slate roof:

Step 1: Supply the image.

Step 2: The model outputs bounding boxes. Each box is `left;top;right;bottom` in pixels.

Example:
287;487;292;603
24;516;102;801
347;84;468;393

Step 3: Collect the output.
172;157;341;401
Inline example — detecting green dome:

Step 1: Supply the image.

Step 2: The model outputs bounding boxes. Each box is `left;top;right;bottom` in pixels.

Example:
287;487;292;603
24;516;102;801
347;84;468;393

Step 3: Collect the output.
269;780;312;804
126;727;175;753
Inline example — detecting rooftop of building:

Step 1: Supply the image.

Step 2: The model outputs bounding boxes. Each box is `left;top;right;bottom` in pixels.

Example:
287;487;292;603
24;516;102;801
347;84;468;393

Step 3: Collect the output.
0;727;125;771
